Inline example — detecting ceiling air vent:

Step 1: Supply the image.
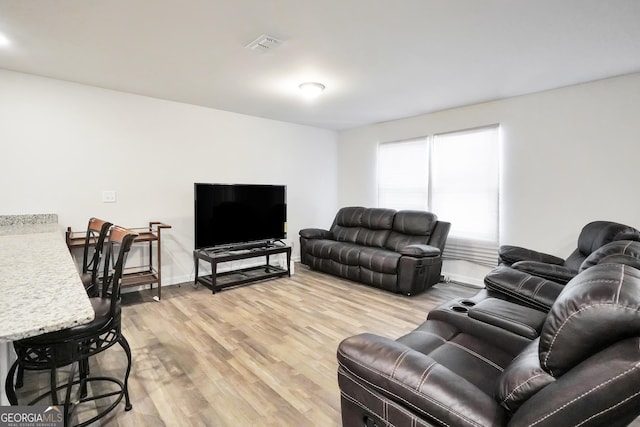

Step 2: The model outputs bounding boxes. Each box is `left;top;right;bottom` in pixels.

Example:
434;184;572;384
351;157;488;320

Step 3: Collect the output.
245;34;282;52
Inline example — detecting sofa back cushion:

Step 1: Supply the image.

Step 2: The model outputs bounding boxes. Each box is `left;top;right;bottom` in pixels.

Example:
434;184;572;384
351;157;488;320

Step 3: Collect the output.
331;207;365;243
579;240;640;272
355;208;395;248
538;263;640;376
385;211;438;252
577;221;640;257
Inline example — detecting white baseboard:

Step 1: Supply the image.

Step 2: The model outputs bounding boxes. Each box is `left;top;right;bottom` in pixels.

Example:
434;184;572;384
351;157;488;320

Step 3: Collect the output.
443;272;485;288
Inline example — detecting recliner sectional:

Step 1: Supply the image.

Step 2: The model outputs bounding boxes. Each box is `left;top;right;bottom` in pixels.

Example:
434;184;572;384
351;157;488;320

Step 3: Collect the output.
499;220;640;284
337;230;640;426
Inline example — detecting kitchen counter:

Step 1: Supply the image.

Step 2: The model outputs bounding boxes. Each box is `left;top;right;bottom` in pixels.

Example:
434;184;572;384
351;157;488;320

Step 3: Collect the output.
0;214;94;405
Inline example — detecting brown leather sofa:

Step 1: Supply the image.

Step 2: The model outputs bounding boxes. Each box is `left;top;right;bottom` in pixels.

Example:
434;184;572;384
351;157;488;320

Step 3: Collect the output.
337;262;640;426
299;207;450;295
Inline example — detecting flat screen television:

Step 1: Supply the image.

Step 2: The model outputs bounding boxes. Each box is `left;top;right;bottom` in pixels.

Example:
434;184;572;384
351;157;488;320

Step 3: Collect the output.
194;183;287;249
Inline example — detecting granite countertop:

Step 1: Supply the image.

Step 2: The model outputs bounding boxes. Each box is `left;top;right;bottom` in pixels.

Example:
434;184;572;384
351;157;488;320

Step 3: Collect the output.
0;216;95;342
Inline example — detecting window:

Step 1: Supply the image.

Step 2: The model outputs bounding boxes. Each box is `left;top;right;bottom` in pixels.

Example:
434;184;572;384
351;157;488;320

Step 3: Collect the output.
378;138;428;210
378;125;499;266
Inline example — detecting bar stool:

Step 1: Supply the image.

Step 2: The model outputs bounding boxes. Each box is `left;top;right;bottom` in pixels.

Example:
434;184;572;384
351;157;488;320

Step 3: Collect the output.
14;217;113;390
5;226;137;426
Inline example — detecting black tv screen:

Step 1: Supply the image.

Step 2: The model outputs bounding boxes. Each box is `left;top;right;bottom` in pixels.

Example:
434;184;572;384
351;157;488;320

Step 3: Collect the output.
194;183;287;249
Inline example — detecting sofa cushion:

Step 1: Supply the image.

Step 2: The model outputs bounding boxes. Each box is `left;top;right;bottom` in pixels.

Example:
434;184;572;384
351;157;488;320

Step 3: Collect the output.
307;258;360;282
359;268;397;291
305;240;361;265
393;210;437;235
356;229;391;248
385;232;430;252
358;247;401;274
361;208;395;229
396;320;513;396
355;208;395;248
384;211;437;252
331;207;365;243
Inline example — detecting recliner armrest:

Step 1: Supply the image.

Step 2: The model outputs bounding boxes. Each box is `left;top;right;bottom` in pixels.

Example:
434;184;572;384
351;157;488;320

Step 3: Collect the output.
499;245;565;266
337;333;506;426
511;261;575;284
484;266;564;311
399;244;440;257
428;221;451;252
468;298;546;339
299;228;333;239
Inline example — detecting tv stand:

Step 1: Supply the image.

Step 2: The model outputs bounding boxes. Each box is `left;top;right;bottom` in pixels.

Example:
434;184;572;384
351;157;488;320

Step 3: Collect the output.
193;244;291;293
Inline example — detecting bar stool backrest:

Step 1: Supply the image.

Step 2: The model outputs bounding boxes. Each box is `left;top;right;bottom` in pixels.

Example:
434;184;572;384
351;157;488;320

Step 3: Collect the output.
100;226;138;318
82;218;113;292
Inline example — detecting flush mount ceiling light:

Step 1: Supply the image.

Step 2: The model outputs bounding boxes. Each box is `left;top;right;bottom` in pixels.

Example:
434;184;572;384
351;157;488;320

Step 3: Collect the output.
298;82;326;99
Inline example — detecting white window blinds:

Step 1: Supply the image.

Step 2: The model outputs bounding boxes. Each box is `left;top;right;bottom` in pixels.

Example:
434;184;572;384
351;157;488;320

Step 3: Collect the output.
377;125;500;266
378;139;428;211
432;126;500;266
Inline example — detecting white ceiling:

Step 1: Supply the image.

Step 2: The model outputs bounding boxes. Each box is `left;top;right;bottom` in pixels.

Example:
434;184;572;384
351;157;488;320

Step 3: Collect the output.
1;1;639;130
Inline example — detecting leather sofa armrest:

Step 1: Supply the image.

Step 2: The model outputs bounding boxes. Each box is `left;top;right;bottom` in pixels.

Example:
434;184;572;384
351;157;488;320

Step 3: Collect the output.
508;338;640;427
428;221;451;252
468;298;546;339
511;261;575;284
299;228;332;239
399;244;440;257
499;245;565;266
337;333;507;426
484;266;564;311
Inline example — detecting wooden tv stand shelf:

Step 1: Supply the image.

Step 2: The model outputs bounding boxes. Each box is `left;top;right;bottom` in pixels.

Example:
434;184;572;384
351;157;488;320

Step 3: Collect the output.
66;221;171;301
193;244;291;293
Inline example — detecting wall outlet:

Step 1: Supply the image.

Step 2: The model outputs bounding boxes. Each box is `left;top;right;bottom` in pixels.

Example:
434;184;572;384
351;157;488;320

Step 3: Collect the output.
102;190;117;203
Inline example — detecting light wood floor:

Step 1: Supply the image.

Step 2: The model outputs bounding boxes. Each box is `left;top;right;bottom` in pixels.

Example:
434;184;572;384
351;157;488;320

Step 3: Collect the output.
14;264;476;426
15;266;639;426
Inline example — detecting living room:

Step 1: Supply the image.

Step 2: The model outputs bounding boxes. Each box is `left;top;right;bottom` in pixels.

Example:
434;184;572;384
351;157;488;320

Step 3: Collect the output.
1;1;640;426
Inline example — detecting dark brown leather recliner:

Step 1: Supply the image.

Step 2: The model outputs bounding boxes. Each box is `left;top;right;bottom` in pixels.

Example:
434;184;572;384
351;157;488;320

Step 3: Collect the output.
337;262;640;427
487;239;640;311
499;220;640;284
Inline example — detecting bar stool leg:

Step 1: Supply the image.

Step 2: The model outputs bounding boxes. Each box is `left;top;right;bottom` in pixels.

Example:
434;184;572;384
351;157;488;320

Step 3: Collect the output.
63;362;78;427
79;358;89;398
49;366;59;405
4;359;19;405
15;366;24;388
118;335;133;411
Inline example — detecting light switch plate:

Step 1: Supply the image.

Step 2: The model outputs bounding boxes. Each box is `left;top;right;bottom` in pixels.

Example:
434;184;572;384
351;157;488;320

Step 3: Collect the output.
102;190;117;203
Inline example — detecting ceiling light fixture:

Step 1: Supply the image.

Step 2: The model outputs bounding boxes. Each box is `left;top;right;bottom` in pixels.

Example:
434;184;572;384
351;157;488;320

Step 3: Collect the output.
0;33;10;47
298;82;325;99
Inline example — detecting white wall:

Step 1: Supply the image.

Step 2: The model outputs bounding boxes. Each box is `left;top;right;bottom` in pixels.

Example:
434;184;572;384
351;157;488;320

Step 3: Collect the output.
0;69;339;285
338;73;640;285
